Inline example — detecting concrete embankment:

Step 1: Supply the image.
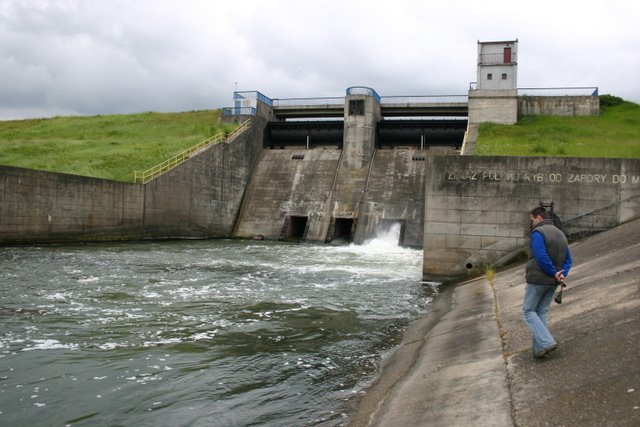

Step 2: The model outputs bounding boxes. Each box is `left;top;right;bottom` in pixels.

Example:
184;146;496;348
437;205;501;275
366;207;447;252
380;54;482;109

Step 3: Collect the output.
350;217;640;426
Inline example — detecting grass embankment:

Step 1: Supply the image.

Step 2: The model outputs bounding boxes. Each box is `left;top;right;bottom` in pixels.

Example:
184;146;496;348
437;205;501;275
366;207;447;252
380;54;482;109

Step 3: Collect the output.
0;110;236;182
475;97;640;158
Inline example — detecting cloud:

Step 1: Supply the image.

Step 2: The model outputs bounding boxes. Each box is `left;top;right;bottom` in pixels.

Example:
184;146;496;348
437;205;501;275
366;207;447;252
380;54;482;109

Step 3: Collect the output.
1;0;639;120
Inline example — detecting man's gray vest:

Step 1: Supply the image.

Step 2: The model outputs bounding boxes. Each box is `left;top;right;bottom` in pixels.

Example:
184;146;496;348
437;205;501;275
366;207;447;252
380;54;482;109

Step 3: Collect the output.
526;219;568;285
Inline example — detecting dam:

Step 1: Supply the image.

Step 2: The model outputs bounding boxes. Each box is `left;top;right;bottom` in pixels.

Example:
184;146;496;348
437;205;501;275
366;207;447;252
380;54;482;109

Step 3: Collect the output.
2;40;638;282
230;86;467;249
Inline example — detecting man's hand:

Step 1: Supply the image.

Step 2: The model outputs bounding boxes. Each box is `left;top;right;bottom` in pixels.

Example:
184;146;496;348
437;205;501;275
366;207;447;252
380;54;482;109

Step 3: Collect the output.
554;271;566;283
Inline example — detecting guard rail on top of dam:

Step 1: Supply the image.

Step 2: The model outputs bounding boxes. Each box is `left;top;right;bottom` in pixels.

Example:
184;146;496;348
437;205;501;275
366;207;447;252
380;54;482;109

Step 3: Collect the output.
222;86;598;120
223;89;470;119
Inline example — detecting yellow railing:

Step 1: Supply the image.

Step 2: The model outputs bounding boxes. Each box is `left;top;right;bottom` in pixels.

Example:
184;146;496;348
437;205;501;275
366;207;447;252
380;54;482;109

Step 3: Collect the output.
134;119;252;184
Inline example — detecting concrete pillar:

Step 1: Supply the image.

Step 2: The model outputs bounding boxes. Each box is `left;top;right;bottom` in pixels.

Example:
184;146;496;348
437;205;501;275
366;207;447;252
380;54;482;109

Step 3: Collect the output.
468;89;518;124
342;87;382;169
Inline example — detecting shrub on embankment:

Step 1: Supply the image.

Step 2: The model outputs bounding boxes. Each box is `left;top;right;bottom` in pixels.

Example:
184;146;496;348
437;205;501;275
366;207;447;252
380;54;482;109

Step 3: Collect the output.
475;96;640;158
0;110;236;182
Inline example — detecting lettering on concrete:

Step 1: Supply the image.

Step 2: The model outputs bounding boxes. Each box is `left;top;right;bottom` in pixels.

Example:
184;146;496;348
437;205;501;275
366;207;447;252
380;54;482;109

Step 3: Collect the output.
446;171;640;185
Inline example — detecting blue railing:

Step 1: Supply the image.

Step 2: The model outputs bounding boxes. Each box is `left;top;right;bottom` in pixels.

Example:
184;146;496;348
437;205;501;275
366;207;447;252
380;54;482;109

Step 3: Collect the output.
222;107;256;116
233;91;273;106
346;86;381;102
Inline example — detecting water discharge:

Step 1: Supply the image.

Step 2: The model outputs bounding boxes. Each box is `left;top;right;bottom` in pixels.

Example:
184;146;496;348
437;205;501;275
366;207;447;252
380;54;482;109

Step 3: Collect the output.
0;235;437;426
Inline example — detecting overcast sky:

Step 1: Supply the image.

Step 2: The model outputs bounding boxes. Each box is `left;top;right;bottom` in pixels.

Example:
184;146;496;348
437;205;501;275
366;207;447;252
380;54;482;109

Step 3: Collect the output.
1;0;639;120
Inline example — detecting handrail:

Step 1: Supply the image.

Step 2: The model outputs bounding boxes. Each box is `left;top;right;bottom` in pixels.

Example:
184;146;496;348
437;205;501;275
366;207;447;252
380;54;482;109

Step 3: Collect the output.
222;106;256;116
346;86;381;102
381;95;469;104
233;91;273;106
518;87;599;97
134;119;252;184
272;97;344;107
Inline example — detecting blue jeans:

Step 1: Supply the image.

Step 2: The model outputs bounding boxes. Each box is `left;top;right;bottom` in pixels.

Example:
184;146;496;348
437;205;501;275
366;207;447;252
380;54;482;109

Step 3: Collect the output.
522;283;558;355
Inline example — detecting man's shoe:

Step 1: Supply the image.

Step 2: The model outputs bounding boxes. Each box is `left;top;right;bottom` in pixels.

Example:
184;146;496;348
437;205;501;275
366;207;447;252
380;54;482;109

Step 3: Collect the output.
534;344;558;358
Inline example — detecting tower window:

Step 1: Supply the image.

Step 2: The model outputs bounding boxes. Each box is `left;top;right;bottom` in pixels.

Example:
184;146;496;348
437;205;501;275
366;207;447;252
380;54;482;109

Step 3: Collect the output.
502;73;508;80
349;99;365;116
487;73;493;80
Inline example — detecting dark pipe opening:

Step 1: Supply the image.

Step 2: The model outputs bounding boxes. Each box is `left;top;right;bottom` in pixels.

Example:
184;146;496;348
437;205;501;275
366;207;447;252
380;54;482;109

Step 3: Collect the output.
286;216;308;240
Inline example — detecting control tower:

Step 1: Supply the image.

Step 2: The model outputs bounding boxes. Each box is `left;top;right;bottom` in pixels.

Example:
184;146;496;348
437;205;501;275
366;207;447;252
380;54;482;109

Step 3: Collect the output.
468;39;518;124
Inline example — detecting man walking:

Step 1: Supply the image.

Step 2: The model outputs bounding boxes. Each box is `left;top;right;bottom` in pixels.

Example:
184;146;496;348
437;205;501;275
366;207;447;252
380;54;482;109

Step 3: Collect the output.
523;206;573;358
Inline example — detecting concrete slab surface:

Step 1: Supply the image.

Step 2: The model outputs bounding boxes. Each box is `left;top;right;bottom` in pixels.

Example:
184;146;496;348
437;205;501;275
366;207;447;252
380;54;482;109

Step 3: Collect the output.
350;218;640;427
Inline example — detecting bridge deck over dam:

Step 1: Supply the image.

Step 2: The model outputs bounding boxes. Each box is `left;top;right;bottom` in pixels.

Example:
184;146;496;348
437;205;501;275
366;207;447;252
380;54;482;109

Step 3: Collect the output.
270;95;469;119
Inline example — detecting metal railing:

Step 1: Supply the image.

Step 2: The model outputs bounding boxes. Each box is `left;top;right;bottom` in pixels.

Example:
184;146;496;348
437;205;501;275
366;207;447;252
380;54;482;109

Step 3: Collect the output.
468;83;599;97
268;94;469;108
134;119;252;184
478;52;517;65
231;90;470;110
346;86;381;102
222;106;256;116
272;97;344;107
381;95;469;104
234;91;273;106
518;87;599;97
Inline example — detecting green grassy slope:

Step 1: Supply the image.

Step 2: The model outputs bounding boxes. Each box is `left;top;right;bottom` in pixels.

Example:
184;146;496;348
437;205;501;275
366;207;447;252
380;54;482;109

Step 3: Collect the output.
0;110;236;182
475;98;640;158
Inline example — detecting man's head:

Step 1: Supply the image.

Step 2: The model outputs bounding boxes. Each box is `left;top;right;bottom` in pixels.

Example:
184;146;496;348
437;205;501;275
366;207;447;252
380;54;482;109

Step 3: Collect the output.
530;206;548;226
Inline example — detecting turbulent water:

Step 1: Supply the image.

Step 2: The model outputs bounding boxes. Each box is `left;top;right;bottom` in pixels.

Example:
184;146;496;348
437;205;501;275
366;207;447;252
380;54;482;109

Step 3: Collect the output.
0;227;437;426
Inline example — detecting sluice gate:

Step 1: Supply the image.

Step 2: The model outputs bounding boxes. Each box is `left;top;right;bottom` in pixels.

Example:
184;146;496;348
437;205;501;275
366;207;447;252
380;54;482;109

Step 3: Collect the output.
264;119;467;150
265;121;344;149
377;119;467;149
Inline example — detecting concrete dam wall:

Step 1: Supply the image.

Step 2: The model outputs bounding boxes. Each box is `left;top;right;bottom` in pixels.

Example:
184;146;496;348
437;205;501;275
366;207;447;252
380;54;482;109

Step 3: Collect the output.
232;148;428;247
0;115;266;244
518;95;600;117
0;166;144;243
423;156;640;281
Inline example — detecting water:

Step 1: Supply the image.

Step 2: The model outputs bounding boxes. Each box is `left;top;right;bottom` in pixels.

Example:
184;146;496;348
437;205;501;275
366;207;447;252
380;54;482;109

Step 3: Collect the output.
0;227;437;426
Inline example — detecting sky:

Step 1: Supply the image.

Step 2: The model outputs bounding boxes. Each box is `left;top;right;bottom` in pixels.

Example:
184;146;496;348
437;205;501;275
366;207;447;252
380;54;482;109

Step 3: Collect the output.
1;0;639;120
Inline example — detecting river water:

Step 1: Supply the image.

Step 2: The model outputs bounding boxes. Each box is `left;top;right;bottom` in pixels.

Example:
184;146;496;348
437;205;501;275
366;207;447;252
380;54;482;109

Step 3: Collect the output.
0;227;437;426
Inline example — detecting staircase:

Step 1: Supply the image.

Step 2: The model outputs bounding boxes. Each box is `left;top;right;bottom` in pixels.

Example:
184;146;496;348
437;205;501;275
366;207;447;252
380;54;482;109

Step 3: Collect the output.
134;119;252;184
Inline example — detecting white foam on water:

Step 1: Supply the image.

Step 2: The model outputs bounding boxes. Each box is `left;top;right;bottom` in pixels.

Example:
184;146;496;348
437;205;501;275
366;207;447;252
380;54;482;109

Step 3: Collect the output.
360;223;408;254
98;343;121;350
190;330;218;341
142;291;162;298
46;292;71;302
22;339;79;352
